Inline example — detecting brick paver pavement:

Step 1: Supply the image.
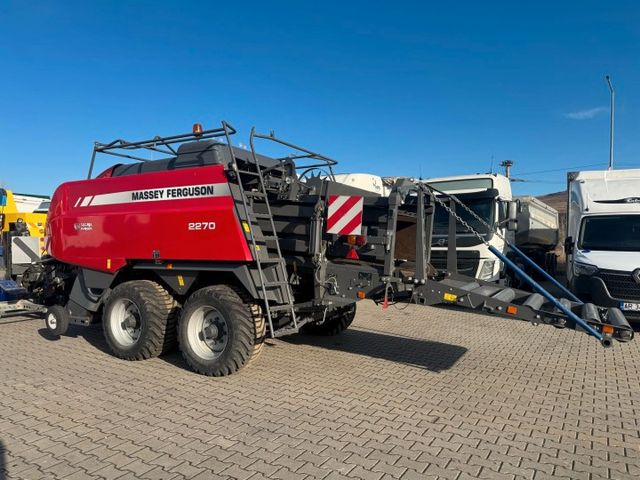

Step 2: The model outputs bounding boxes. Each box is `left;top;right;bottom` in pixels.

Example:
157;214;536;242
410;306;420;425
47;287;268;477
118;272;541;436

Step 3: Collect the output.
1;301;639;479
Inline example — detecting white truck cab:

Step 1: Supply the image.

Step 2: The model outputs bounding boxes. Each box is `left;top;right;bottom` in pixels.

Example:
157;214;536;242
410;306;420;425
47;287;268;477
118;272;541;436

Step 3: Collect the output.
423;174;515;282
566;169;640;320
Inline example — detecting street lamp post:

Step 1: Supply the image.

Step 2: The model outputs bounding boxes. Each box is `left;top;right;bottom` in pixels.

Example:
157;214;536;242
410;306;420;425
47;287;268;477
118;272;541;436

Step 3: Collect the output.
605;75;615;170
500;160;513;178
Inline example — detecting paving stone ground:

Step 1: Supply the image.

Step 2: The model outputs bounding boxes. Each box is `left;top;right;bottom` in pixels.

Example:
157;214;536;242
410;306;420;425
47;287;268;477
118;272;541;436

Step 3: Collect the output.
1;300;640;480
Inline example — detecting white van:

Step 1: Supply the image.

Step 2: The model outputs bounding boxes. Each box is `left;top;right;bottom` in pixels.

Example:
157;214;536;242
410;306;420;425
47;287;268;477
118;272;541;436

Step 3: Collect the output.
566;169;640;320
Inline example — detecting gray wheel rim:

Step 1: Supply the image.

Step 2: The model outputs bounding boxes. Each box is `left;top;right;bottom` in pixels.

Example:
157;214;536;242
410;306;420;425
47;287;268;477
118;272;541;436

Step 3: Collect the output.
186;306;229;360
46;313;57;330
109;298;142;347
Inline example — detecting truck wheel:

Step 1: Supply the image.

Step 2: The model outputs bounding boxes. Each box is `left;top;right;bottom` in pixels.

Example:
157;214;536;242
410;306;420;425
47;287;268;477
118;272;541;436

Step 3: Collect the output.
102;280;178;361
178;285;265;376
302;303;356;336
45;305;69;337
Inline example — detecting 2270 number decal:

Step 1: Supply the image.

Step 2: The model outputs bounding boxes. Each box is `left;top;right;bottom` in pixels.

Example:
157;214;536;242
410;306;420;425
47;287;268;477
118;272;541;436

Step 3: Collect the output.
188;222;216;230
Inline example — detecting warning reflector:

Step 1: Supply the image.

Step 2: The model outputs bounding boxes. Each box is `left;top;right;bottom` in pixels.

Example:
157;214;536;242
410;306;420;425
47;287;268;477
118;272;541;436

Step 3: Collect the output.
443;292;457;302
326;195;363;235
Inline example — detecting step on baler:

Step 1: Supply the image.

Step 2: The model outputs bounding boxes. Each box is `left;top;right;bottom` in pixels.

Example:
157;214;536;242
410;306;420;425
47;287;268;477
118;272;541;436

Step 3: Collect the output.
19;122;632;376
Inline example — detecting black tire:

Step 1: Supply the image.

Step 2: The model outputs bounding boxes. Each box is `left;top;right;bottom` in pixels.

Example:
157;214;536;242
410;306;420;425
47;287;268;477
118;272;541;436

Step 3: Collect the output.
45;305;70;336
178;285;265;376
302;303;356;336
102;280;178;361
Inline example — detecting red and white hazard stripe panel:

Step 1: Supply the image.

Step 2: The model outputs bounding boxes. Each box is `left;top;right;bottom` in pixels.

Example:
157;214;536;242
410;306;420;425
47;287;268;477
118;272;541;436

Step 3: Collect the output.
326;195;363;235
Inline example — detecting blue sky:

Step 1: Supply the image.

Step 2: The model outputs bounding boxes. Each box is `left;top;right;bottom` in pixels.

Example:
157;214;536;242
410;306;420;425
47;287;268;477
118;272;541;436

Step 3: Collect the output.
1;0;638;196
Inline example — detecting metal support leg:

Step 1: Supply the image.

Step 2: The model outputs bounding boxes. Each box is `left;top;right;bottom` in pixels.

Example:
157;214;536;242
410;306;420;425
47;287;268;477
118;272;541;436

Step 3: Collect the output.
447;199;457;273
415;189;427;281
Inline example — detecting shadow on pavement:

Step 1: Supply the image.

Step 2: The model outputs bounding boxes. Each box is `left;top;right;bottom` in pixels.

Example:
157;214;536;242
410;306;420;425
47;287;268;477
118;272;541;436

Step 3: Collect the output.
1;439;7;480
37;323;466;373
38;324;111;354
37;324;192;370
284;328;467;372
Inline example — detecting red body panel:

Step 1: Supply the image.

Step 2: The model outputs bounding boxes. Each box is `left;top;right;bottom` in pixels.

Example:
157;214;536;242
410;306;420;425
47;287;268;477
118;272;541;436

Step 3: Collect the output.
47;165;252;273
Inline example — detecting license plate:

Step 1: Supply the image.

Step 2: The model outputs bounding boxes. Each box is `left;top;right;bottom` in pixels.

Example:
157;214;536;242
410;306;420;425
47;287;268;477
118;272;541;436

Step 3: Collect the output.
620;302;640;311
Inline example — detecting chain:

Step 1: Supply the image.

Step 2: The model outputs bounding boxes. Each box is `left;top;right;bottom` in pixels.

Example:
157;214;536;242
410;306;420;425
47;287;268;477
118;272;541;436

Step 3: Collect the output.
423;183;509;245
429;193;490;246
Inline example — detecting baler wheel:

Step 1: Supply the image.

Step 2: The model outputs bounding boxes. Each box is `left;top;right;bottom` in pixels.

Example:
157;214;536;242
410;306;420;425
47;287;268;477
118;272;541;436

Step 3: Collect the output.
45;305;70;337
302;303;356;336
178;285;265;376
102;280;179;361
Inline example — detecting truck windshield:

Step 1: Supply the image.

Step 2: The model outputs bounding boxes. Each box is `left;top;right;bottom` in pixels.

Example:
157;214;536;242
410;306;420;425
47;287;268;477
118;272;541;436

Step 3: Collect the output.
433;197;494;235
579;215;640;251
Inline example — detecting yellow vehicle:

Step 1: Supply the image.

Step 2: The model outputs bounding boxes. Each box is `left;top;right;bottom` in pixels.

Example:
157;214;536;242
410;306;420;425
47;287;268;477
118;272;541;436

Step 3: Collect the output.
0;189;49;237
1;189;49;275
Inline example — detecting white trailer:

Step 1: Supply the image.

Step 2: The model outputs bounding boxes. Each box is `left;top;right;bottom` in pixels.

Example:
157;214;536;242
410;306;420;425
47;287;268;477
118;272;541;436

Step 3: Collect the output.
566;168;640;320
513;196;559;276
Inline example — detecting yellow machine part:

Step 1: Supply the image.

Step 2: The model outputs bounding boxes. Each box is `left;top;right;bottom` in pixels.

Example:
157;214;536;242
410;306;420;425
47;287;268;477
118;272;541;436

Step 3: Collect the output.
3;211;47;237
1;190;49;253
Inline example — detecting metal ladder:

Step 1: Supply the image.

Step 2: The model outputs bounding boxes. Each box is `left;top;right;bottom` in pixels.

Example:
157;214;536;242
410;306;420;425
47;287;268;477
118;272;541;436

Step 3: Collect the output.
222;124;298;338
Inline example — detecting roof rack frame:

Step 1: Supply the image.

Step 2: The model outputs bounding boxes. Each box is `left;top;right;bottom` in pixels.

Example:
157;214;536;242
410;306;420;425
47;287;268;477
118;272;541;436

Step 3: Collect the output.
249;128;338;180
87;121;237;179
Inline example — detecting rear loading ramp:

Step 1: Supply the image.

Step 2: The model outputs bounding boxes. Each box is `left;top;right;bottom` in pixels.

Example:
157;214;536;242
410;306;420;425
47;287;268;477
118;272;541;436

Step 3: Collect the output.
392;184;634;347
405;275;633;345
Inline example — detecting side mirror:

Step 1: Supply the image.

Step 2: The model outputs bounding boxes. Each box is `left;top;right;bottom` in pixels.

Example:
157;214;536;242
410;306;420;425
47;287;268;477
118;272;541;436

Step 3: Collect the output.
565;236;574;255
507;200;518;222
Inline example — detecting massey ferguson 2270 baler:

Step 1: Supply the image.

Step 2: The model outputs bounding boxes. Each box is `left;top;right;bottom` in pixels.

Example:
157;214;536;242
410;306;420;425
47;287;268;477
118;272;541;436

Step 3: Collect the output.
22;122;633;376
